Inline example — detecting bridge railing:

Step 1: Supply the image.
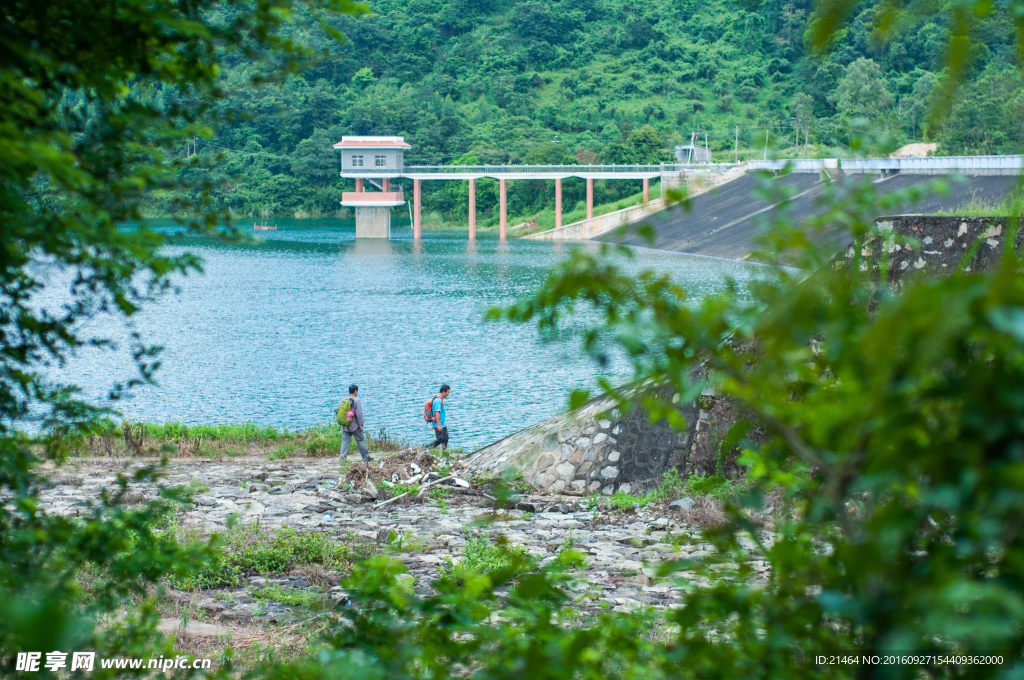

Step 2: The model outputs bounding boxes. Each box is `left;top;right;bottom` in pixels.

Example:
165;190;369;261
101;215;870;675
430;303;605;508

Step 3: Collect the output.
748;156;1024;175
340;163;743;175
747;159;827;172
403;164;677;174
843;155;1024;174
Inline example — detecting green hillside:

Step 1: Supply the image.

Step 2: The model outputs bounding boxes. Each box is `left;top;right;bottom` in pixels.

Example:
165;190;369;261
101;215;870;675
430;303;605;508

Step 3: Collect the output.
149;0;1024;223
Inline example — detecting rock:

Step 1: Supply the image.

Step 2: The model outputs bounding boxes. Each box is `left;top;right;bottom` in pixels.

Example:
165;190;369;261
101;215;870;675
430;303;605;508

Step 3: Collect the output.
358;479;379;499
653;517;668;527
219;608;252;622
669;497;695;512
599;466;619;480
253;471;269;481
649;543;677;554
452;478;470;488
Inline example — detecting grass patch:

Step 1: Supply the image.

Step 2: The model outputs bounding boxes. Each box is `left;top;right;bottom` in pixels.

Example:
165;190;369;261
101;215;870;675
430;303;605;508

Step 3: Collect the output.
378;481;421;498
251;584;327;609
56;419;406;459
437;532;533;587
588;469;748;511
930;195;1016;217
168;524;356;590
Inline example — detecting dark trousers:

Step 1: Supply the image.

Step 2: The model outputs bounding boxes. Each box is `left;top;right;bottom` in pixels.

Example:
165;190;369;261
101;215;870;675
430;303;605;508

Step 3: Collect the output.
428;426;448;449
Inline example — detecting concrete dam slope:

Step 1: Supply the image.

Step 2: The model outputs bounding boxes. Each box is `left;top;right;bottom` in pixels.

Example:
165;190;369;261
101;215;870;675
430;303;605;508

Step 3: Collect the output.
598;173;1020;261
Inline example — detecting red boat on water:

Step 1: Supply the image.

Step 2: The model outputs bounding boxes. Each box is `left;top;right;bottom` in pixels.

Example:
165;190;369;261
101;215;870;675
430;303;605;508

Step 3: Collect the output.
254;222;277;231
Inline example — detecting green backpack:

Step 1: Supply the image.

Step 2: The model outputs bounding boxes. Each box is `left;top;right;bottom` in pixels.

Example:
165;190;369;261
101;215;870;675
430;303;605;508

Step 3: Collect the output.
336;396;355;427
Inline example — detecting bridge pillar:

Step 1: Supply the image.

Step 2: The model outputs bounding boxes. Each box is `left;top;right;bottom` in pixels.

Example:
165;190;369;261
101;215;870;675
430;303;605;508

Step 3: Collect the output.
499;178;507;240
643;178;649;204
414;179;421;239
555;179;562;229
586;178;593;220
355;178;364;193
468;179;476;240
355;207;391;238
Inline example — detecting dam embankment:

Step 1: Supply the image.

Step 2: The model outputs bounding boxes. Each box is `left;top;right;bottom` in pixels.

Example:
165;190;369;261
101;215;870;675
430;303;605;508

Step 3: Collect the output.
598;172;1019;261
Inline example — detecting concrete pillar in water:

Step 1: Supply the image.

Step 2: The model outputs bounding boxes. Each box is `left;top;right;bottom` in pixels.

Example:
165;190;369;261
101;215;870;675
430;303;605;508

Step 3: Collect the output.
414;179;421;239
499;178;507;240
586;178;594;220
643;178;649;204
468;179;476;240
555;178;562;229
355;178;364;192
355;207;391;238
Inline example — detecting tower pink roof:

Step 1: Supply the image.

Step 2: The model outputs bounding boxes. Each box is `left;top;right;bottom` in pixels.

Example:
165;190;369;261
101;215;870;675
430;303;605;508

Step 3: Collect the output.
333;136;411;149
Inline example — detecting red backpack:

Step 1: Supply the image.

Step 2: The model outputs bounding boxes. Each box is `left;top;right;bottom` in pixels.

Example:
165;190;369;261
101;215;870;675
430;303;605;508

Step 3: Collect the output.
423;396;438;422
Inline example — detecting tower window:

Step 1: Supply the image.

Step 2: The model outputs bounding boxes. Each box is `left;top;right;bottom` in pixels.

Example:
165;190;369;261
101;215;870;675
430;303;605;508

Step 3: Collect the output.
375;155;386;167
351;155;363;167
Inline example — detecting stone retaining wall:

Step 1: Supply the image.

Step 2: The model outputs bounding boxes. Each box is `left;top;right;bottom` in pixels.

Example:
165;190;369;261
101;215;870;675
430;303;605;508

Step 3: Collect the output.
849;215;1023;282
464;386;741;494
523;199;667;241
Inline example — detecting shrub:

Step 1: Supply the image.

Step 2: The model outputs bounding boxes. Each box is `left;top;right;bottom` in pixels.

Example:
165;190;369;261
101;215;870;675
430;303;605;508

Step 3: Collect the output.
437;532;533;587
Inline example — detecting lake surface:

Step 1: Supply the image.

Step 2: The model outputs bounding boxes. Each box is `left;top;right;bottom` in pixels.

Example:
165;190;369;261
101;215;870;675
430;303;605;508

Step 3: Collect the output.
49;218;766;448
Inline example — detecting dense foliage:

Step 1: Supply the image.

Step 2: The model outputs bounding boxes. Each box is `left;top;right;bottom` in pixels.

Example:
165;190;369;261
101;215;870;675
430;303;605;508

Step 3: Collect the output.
0;0;360;675
155;0;1024;221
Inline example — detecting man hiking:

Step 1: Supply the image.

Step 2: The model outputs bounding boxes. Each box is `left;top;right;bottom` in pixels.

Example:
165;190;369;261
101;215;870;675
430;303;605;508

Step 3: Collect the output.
426;384;450;450
339;384;373;462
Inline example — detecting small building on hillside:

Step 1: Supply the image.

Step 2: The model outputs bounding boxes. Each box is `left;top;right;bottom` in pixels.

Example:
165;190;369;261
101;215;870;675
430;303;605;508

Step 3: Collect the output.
674;145;711;163
335;136;409;175
334;136;410;238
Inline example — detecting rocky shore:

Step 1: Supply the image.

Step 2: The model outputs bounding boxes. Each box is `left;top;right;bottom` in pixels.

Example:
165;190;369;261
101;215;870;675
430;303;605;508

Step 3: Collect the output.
40;455;772;626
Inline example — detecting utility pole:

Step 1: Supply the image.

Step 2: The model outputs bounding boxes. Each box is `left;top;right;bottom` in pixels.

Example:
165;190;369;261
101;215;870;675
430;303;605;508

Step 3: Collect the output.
764;128;769;160
735;125;739;163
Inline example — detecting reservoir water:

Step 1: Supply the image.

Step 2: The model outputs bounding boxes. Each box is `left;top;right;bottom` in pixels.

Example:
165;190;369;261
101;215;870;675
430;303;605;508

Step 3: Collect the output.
52;219;765;447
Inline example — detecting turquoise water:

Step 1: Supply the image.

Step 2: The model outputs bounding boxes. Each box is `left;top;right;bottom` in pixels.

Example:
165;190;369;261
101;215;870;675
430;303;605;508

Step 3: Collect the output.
50;218;765;447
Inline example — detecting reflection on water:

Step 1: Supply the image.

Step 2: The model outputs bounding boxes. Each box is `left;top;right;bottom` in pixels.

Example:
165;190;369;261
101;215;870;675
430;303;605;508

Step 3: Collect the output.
47;219;768;446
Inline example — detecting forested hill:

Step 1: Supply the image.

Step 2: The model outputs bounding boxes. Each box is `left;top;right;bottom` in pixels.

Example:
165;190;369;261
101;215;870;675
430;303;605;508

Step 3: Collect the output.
160;0;1024;222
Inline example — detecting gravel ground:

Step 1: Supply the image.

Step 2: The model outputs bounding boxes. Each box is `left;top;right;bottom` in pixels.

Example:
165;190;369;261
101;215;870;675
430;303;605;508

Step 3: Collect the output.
38;456;773;623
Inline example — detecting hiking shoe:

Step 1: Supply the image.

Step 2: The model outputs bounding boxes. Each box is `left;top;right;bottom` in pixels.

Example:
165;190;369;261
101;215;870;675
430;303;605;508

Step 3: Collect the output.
363;456;376;463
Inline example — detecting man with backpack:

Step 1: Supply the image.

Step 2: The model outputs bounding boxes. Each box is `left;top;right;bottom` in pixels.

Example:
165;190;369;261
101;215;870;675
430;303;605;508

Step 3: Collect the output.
425;384;450;450
338;384;372;462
